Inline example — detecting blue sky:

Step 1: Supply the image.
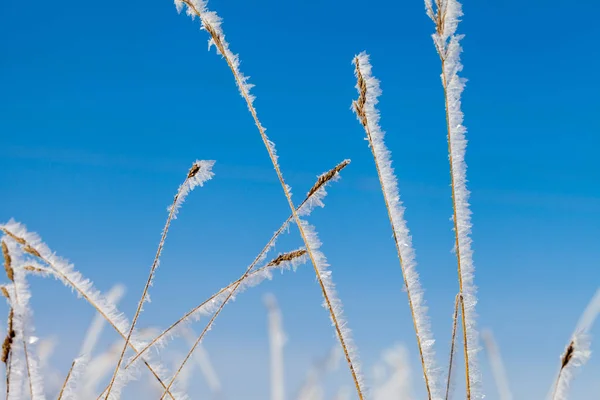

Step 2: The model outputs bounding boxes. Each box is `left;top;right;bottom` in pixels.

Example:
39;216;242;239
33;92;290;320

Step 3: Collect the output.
1;0;600;398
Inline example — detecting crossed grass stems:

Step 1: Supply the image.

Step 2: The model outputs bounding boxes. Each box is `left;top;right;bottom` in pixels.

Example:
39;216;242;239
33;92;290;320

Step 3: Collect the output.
0;0;591;399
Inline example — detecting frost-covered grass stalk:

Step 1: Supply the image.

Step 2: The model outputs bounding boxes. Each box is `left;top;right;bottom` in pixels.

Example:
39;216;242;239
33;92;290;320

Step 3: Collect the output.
105;160;214;399
551;289;600;400
264;293;286;400
173;1;365;396
424;1;481;398
352;52;440;400
481;330;512;400
125;160;347;369
0;222;183;400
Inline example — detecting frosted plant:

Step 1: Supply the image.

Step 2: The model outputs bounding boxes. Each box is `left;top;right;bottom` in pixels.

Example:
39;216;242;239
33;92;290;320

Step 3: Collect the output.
550;288;600;400
352;52;440;400
423;1;481;398
173;1;365;397
106;160;214;399
2;239;45;400
56;356;88;400
0;221;186;400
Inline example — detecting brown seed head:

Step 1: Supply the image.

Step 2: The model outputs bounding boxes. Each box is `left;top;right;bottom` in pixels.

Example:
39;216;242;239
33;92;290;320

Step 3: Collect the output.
187;163;201;179
23;245;41;258
24;265;46;274
353;58;368;127
2;309;15;364
561;341;575;370
0;287;9;299
1;229;26;245
2;241;14;282
267;249;307;267
306;160;351;199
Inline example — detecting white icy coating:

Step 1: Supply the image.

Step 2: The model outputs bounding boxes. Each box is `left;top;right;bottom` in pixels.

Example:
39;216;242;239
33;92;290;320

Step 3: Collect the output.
3;239;46;400
353;53;441;399
168;160;215;218
424;0;482;397
551;289;600;400
58;356;89;400
0;221;188;400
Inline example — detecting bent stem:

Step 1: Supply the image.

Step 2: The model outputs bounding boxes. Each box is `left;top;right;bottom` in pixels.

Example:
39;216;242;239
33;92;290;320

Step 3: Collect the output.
57;359;77;400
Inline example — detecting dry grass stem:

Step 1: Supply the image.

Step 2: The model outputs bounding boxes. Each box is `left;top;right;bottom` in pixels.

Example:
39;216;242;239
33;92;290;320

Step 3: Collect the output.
445;294;461;400
57;359;77;400
177;2;365;397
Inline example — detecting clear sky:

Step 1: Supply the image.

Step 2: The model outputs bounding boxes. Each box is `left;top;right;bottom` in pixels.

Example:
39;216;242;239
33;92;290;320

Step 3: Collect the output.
1;0;599;399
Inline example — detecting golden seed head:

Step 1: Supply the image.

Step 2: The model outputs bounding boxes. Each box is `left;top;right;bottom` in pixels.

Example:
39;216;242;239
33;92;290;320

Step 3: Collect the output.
187;163;201;179
23;245;41;258
2;241;14;282
267;249;307;267
306;160;351;199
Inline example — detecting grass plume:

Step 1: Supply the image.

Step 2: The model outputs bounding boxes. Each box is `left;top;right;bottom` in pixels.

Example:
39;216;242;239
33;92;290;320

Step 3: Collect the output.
424;1;481;398
352;52;440;400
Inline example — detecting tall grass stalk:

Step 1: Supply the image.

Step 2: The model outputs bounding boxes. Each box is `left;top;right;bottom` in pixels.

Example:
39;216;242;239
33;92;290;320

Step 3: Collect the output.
424;1;481;398
352;52;440;400
0;222;183;400
174;1;365;397
106;160;214;399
